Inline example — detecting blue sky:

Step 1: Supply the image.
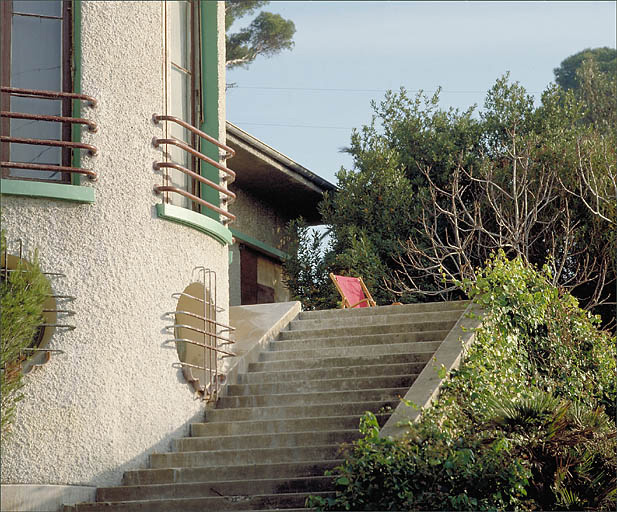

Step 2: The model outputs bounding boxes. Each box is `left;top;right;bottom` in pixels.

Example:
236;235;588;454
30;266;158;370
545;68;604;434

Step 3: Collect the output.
226;1;617;185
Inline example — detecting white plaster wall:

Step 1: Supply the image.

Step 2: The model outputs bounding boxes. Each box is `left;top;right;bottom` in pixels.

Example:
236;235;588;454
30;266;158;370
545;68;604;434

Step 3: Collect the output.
1;1;230;487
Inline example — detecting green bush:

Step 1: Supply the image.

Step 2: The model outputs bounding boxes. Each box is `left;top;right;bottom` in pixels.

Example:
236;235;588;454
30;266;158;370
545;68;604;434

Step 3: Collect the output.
1;233;49;443
311;253;616;511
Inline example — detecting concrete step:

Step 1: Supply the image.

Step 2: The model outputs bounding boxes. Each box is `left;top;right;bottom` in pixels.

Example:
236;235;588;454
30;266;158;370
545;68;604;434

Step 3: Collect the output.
278;320;456;340
298;300;469;320
289;309;463;331
98;475;333;502
217;387;409;409
205;400;398;422
190;414;389;438
68;491;334;511
123;459;343;486
150;444;346;469
258;340;441;362
226;374;417;396
237;361;426;384
248;351;434;373
268;330;449;351
174;429;360;452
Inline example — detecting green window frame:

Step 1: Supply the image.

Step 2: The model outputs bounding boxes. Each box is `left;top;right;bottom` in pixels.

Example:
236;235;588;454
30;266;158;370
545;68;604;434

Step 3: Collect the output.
0;0;94;203
157;0;232;245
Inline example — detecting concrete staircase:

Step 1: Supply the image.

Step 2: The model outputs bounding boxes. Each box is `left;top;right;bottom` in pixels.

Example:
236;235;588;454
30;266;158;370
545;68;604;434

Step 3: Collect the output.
65;301;469;512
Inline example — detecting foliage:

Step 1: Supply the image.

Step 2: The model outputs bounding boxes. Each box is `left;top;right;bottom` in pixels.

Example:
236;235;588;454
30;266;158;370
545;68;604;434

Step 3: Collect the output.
284;64;615;313
394;73;616;316
553;47;617;92
0;233;49;442
310;254;616;511
282;218;337;311
225;1;295;69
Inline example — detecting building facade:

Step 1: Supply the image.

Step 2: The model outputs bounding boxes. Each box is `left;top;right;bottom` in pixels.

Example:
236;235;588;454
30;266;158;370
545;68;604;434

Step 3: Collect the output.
1;0;232;491
226;122;335;307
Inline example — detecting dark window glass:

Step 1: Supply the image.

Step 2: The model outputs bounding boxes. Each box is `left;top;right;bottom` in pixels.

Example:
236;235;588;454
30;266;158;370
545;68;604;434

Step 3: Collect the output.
1;0;72;182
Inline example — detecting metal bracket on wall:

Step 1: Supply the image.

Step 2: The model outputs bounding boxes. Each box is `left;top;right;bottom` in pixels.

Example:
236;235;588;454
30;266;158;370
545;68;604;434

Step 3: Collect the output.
164;266;235;402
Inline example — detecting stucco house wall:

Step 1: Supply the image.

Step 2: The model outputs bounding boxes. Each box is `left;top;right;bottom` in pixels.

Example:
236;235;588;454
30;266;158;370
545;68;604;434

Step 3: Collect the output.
1;0;229;489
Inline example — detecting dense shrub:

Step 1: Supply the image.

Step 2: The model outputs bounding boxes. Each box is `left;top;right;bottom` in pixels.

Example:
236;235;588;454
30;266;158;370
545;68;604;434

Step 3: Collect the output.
1;234;49;442
310;253;616;511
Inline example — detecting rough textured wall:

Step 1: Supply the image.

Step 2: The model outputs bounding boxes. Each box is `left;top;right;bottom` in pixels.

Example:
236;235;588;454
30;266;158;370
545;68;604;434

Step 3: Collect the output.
229;187;291;252
0;1;230;487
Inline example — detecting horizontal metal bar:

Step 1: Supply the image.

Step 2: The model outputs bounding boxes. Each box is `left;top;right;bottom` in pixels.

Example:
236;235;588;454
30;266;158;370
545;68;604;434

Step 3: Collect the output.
164;324;234;345
1;111;97;132
164;310;235;331
22;348;65;355
172;361;220;373
153;114;235;158
48;295;76;301
153;137;235;181
171;292;224;312
1;86;97;107
39;323;75;330
154;185;235;223
165;338;235;357
0;135;97;156
1;268;66;277
13;12;63;20
155;161;235;200
43;309;75;316
0;161;97;180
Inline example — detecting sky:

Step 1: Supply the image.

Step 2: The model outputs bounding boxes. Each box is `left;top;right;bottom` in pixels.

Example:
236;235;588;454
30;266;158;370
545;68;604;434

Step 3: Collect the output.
226;1;617;186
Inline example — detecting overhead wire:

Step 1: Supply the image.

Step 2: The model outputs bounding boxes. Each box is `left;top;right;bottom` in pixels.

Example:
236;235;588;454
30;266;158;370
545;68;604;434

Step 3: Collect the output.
228;84;542;130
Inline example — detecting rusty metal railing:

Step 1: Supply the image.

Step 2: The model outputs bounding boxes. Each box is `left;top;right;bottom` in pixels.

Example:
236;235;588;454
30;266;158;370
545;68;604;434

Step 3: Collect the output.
0;86;98;180
152;114;236;225
164;267;235;402
1;238;74;373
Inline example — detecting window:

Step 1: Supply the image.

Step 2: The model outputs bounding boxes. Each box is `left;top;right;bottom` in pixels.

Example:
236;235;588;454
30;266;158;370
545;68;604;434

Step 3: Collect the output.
166;0;201;209
154;1;236;241
1;0;73;183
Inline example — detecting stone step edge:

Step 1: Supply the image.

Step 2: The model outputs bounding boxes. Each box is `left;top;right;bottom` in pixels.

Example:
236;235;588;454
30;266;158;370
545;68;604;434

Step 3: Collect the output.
282;320;456;336
249;350;435;368
269;331;449;347
80;491;334;508
265;340;443;356
206;399;399;417
291;308;465;326
99;474;333;498
259;343;440;360
151;442;352;460
298;300;470;319
177;428;359;444
123;458;346;483
239;362;425;381
191;413;389;432
227;373;418;392
217;386;410;403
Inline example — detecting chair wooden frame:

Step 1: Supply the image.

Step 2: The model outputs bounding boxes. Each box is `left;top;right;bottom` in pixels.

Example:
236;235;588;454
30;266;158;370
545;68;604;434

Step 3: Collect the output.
329;273;377;309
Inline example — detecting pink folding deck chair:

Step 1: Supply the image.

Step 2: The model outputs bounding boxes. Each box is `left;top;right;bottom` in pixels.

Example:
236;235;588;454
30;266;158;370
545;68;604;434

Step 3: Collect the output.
329;273;377;309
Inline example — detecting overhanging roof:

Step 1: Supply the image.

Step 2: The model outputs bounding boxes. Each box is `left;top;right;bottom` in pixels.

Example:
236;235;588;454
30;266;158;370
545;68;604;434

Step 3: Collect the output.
226;122;336;224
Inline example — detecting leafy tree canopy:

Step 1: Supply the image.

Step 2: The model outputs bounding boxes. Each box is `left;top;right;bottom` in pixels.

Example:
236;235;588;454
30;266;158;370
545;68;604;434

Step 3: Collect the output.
225;1;295;69
283;59;616;319
553;46;617;91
